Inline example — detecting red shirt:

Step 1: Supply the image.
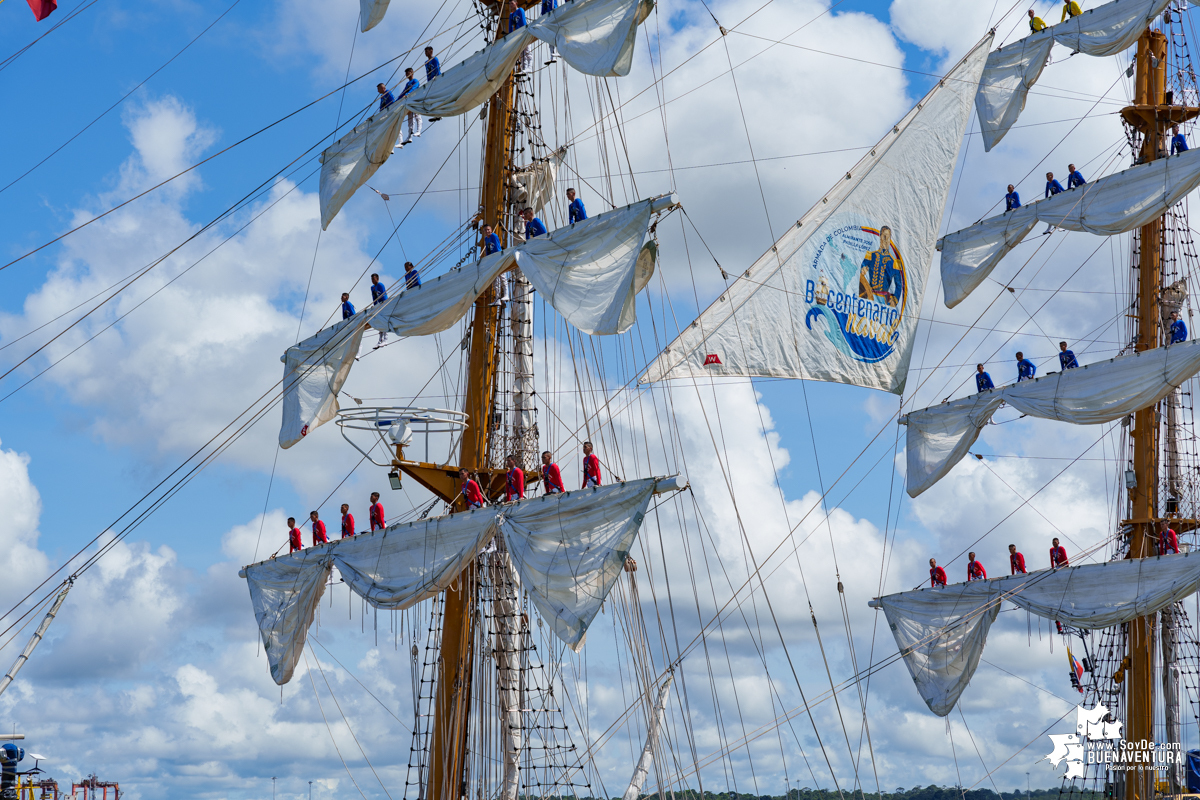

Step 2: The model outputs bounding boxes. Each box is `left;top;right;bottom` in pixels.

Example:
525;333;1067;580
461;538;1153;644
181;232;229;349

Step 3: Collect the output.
312;520;328;544
967;560;987;581
370;502;385;531
582;453;602;488
462;479;486;508
1050;545;1069;568
1159;528;1180;555
289;527;303;553
341;513;355;538
1010;552;1026;574
930;566;947;587
505;467;526;502
542;463;565;494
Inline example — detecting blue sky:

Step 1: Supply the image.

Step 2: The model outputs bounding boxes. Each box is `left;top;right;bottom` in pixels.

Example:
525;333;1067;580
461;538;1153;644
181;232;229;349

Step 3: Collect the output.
0;0;1163;796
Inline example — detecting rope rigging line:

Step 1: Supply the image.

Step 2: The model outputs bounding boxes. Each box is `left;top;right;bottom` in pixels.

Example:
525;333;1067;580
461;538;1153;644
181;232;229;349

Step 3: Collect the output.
303;654;373;800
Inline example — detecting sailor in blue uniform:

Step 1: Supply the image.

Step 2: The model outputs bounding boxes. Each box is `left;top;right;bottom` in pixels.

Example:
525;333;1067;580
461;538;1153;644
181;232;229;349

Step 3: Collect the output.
1171;311;1188;344
522;207;547;239
1016;351;1036;381
341;292;356;319
1045;172;1064;198
377;83;395;111
567;187;587;223
1173;125;1189;155
975;363;995;393
424;46;441;81
1067;164;1086;189
542;0;558;63
482;224;501;255
1058;341;1079;369
396;68;422;147
1005;184;1020;211
404;262;421;289
371;273;389;346
509;0;532;74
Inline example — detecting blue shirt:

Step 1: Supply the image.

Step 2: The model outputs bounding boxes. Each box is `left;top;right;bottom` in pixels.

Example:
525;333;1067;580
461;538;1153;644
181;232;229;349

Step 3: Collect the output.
525;216;547;238
342;300;356;319
976;371;994;393
425;57;441;82
1045;179;1064;198
483;232;501;254
1067;170;1085;189
405;268;421;289
398;77;419;99
1005;191;1020;211
1017;358;1036;381
1059;349;1078;369
1173;133;1189;155
568;197;587;223
509;7;526;30
371;282;388;305
541;0;556;12
1172;319;1188;343
378;90;396;111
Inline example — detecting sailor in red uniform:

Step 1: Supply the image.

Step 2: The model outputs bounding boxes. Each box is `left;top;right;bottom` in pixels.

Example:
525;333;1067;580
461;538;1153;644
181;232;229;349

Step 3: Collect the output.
340;504;355;538
505;456;526;502
1050;538;1069;568
1158;520;1180;555
459;468;486;509
1008;544;1026;574
929;558;947;588
288;517;303;553
541;451;565;494
966;552;987;581
582;441;602;488
310;511;328;545
369;492;386;531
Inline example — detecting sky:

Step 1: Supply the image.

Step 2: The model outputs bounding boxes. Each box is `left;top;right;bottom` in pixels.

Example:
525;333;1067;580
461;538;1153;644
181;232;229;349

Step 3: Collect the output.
0;0;1184;797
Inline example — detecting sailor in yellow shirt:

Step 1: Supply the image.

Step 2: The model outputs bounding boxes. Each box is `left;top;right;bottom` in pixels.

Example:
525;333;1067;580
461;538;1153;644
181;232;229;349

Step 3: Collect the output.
1028;9;1047;31
1061;0;1082;21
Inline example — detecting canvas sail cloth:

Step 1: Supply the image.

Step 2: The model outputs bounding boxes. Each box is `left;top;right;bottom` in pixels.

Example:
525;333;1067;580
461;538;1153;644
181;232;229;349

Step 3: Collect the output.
639;35;991;394
319;0;655;229
939;149;1200;307
976;0;1172;152
359;0;390;31
903;340;1200;497
241;478;676;683
869;554;1200;716
280;197;673;447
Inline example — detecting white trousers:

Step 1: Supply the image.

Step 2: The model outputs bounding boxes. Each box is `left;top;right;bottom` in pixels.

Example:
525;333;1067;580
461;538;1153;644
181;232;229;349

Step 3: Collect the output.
518;46;532;73
407;111;422;140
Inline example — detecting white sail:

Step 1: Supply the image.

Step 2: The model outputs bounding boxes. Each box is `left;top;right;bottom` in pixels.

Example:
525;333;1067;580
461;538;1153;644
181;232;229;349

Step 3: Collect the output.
639;35;991;393
512;148;567;216
240;477;681;683
371;251;517;337
279;316;367;449
869;554;1200;716
903;340;1200;497
940;149;1200;308
359;0;390;32
976;0;1172;151
501;478;664;651
526;0;654;77
519;194;676;335
319;0;657;228
622;673;674;800
240;507;499;684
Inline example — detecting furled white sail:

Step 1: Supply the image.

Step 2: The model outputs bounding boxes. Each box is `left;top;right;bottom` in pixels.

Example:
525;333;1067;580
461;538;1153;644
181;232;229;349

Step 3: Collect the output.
241;508;499;684
279;316;367;449
519;194;677;335
370;251;517;337
319;0;657;228
241;477;680;683
526;0;654;77
359;0;390;32
869;554;1200;716
512;148;567;215
639;35;991;393
501;478;662;651
903;340;1200;497
976;0;1172;151
622;673;674;800
940;150;1200;308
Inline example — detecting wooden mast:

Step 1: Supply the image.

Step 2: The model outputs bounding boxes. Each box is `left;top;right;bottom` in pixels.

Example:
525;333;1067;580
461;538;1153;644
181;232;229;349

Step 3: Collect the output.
424;12;519;800
1124;28;1167;800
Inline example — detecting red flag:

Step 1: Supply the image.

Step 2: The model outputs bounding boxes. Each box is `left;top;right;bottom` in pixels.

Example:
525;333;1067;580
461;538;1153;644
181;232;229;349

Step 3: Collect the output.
703;353;722;366
27;0;58;20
